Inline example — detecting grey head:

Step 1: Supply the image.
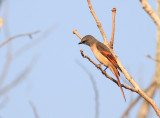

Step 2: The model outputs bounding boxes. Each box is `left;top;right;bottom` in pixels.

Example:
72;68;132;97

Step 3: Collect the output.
79;35;97;47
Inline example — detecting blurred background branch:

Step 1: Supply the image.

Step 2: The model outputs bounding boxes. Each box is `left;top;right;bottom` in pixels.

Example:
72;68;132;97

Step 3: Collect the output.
121;77;157;118
0;30;40;48
29;101;39;118
0;55;38;95
76;60;99;118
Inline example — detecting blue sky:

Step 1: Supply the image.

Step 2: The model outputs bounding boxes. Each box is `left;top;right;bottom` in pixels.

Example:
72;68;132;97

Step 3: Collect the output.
0;0;159;118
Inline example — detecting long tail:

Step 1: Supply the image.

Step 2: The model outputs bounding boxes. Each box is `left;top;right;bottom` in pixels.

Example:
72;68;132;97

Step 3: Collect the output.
109;65;126;102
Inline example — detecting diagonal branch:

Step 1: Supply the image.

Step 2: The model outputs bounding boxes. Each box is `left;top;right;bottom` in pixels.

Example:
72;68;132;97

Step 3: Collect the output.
107;37;160;117
80;50;136;92
76;60;99;118
0;55;38;95
12;24;58;58
74;0;160;116
138;79;157;118
87;0;109;46
121;78;157;118
0;50;12;85
139;0;160;27
73;29;160;116
29;101;39;118
0;30;40;48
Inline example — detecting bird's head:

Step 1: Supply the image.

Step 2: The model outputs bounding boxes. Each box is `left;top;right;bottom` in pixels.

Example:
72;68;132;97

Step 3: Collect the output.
78;35;97;46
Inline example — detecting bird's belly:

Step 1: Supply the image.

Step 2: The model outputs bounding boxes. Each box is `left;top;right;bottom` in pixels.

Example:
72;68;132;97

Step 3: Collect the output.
91;46;110;66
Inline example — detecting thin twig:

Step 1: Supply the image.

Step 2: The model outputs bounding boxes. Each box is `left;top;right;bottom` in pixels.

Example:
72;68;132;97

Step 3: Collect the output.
0;50;12;85
12;23;58;58
140;0;160;27
110;8;116;49
29;101;39;118
145;54;160;62
80;50;136;92
76;60;99;118
87;0;109;46
73;29;82;39
0;1;13;85
0;55;38;95
0;30;40;48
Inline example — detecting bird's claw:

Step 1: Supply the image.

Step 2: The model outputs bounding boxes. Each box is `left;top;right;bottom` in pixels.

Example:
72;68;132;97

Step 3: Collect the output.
104;66;108;71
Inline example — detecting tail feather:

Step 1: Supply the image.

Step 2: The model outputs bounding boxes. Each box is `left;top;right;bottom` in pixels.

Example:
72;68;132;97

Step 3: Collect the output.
109;66;126;102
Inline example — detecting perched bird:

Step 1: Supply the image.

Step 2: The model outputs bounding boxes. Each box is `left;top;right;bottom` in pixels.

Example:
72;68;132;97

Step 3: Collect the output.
79;35;126;101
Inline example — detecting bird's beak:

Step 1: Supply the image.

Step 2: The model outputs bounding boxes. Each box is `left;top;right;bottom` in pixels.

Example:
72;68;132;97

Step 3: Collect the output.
78;42;82;44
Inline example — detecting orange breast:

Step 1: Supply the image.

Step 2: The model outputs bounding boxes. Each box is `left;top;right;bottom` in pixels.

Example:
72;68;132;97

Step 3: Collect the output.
90;44;111;66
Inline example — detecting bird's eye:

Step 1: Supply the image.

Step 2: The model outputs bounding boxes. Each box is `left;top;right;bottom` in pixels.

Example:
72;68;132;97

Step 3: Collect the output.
82;41;86;43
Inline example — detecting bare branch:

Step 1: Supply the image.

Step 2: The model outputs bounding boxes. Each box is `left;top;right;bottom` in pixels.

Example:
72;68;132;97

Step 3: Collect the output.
111;48;160;116
138;82;157;117
156;0;160;94
0;30;40;48
0;55;38;95
29;101;39;118
0;1;13;86
76;60;99;118
145;54;160;62
87;0;109;46
12;23;58;58
80;50;136;92
73;30;160;116
73;29;82;39
139;0;160;27
0;50;12;85
74;1;160;116
110;8;116;49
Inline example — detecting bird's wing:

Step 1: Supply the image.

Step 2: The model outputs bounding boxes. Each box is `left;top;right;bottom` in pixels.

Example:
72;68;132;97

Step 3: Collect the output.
96;42;121;71
100;50;117;66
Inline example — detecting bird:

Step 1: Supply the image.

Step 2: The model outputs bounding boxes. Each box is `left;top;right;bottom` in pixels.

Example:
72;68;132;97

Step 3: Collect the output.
79;35;126;101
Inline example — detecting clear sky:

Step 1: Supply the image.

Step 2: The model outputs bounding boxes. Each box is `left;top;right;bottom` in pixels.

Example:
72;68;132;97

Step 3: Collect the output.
0;0;158;118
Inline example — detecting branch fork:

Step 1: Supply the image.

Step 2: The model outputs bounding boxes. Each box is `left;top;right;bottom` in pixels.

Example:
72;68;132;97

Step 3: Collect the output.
73;0;160;116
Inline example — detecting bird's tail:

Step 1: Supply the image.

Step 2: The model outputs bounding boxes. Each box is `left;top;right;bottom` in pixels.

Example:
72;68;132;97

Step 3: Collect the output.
109;65;126;102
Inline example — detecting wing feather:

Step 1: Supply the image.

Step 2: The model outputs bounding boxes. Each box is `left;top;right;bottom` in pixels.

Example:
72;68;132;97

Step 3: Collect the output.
100;51;117;65
96;42;121;72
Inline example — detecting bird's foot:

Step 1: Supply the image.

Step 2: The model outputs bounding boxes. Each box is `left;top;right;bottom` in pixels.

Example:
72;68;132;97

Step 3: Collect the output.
104;66;108;71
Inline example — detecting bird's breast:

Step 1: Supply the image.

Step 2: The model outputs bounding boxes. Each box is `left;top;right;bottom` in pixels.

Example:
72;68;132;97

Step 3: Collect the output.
90;44;110;66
